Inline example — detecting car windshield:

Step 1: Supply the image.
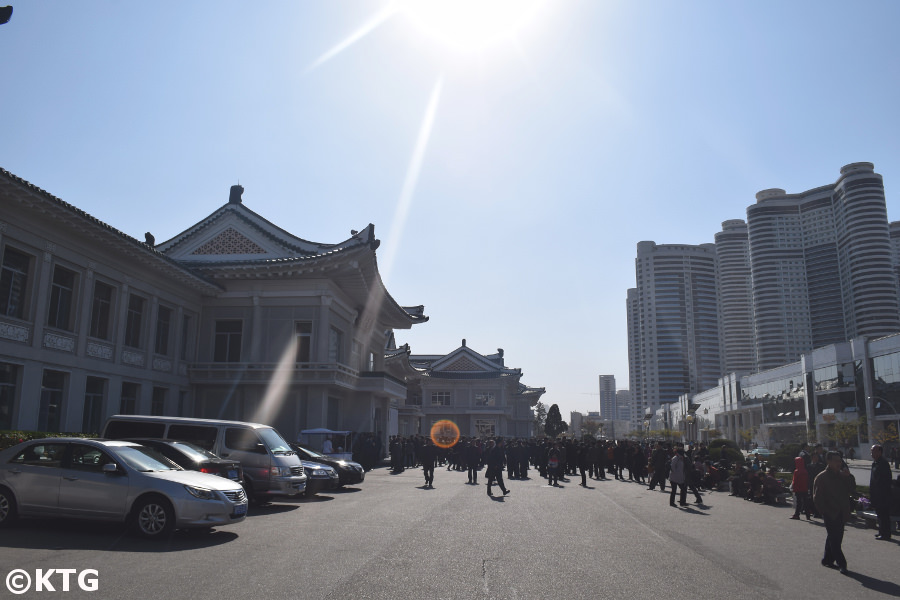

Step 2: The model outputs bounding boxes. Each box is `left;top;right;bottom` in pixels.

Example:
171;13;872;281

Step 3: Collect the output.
258;428;292;453
300;445;326;459
113;445;182;472
170;441;220;461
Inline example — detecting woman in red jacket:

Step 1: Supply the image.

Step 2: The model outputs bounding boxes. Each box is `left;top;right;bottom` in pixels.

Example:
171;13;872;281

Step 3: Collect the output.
790;455;811;520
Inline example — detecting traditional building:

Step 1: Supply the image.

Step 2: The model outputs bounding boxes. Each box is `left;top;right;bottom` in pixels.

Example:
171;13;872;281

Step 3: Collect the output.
385;339;544;438
0;169;427;453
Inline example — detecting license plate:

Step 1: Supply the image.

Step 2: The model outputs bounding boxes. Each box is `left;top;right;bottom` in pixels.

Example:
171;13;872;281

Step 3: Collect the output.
233;503;248;516
227;469;238;480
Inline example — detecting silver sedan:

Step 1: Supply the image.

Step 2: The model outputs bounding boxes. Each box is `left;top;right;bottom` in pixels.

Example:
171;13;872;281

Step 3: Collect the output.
0;438;248;538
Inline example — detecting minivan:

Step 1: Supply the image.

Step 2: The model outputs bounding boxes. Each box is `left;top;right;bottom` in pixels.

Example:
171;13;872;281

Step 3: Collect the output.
102;415;307;503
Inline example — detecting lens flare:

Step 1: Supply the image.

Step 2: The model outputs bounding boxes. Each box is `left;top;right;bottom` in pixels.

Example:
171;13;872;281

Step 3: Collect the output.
430;419;460;448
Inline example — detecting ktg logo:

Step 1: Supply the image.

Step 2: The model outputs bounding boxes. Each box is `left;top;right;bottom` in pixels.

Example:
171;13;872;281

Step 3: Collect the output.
6;569;99;594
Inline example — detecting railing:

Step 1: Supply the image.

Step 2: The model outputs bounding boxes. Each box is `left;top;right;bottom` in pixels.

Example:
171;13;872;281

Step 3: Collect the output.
188;362;405;394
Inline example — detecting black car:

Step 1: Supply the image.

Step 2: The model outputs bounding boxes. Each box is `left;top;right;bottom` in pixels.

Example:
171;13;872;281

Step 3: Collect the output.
290;443;365;487
125;439;243;484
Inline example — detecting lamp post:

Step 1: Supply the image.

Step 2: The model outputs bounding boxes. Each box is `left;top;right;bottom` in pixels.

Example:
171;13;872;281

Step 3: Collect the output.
685;414;695;443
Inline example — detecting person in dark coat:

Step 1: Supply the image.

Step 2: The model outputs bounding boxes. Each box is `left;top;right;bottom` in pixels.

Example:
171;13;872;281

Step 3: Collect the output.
547;442;562;487
813;451;856;574
485;439;510;497
420;438;437;488
648;442;668;491
870;444;893;540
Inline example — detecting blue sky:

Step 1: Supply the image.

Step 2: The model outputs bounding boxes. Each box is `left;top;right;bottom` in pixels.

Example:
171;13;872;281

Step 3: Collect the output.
3;1;900;418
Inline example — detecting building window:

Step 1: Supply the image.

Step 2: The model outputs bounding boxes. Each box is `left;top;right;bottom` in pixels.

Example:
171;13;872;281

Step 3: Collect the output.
82;377;106;434
431;391;451;406
0;362;19;430
151;387;167;416
475;393;496;407
155;306;172;355
328;327;344;364
180;315;193;361
475;419;496;437
47;266;76;331
214;320;242;362
296;321;312;363
0;246;32;320
367;351;375;372
120;382;139;415
124;294;145;348
89;281;114;340
39;370;67;432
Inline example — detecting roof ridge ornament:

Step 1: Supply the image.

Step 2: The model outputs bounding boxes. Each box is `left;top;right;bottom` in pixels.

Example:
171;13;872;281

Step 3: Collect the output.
229;184;244;204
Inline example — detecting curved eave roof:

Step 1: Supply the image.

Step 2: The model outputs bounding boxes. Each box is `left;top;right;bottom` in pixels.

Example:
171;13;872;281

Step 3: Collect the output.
157;200;372;256
186;242;427;328
0;168;222;295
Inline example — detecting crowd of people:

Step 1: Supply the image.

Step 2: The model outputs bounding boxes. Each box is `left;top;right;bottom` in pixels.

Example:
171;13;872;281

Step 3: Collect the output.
384;433;898;573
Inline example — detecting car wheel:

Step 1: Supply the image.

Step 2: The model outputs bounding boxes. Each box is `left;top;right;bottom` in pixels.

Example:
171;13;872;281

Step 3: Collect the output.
0;487;18;528
132;495;175;539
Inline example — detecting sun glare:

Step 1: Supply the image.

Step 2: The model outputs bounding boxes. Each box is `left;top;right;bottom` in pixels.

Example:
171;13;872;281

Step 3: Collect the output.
397;0;544;53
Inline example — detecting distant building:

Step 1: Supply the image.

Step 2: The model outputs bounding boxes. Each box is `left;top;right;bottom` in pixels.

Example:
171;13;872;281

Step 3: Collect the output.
747;163;900;370
598;375;616;419
627;241;721;430
715;219;756;375
385;340;544;438
616;389;632;422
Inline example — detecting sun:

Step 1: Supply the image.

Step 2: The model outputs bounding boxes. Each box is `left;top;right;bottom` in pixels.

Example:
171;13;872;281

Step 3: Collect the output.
396;0;545;54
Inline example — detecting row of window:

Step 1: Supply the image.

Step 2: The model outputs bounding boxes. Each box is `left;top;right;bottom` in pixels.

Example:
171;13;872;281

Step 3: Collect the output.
409;392;497;407
1;245;193;357
0;362;182;434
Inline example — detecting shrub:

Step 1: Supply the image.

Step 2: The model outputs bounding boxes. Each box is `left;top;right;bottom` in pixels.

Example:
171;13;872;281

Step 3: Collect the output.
771;443;802;471
709;446;744;465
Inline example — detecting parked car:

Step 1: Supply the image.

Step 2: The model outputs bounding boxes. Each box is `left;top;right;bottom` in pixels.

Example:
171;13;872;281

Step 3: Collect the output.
124;439;243;484
300;460;340;496
0;438;248;538
748;448;773;457
290;443;365;487
102;415;306;504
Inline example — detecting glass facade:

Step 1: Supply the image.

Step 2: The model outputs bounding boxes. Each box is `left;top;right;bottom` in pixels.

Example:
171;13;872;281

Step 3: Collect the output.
871;351;900;416
813;361;864;415
741;375;805;423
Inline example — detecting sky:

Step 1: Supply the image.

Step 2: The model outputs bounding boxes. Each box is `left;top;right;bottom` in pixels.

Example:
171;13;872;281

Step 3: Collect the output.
3;1;900;419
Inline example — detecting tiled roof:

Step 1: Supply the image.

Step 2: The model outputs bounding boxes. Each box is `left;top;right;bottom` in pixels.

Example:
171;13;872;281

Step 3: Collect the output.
0;168;223;293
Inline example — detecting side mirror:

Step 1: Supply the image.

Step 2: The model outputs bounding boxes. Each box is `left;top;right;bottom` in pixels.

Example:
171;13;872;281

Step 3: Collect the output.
102;463;120;474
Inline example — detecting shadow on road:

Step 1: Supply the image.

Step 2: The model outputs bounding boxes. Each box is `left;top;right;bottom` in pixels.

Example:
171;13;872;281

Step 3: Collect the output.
245;503;300;517
0;520;238;552
845;570;900;596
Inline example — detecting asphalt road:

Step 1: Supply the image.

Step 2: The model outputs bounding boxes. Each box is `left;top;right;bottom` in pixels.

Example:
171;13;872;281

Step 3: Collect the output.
1;464;898;600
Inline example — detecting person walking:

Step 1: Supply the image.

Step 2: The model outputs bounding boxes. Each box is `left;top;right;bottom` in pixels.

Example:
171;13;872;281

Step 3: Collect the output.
420;438;436;488
789;456;811;520
648;442;668;492
813;451;856;574
485;439;510;497
870;444;893;541
669;445;689;507
547;442;562;487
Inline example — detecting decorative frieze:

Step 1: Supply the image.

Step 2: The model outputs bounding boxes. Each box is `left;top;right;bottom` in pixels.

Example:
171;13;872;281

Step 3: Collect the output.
153;357;172;372
0;321;30;343
86;341;114;360
43;332;75;352
122;350;145;367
